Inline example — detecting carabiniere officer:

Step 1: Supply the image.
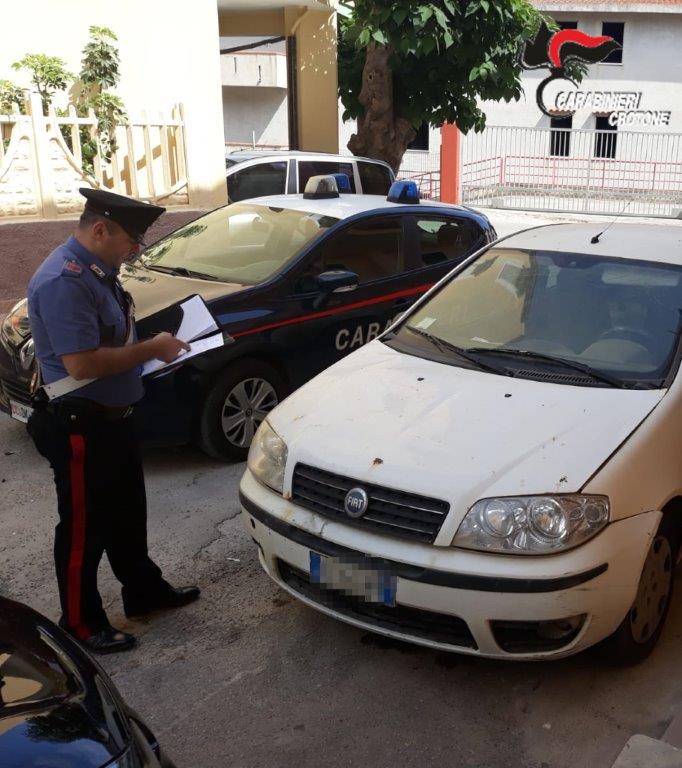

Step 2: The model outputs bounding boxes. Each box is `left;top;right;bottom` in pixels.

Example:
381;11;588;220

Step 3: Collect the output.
26;187;199;654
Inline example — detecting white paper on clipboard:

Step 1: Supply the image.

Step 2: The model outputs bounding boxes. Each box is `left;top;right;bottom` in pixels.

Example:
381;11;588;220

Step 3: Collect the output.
141;295;222;377
142;332;224;377
174;295;219;343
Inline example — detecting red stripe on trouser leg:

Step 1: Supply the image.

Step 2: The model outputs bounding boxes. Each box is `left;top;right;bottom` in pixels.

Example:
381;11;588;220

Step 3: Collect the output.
67;434;90;640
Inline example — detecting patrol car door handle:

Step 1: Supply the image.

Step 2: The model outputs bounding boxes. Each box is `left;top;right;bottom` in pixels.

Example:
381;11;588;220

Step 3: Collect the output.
393;297;415;309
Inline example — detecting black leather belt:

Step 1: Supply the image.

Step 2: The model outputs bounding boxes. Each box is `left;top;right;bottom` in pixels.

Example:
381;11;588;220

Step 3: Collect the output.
48;397;134;421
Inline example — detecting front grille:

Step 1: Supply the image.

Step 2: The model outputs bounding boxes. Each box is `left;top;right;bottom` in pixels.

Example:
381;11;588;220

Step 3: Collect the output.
292;463;449;544
1;377;31;405
277;559;477;649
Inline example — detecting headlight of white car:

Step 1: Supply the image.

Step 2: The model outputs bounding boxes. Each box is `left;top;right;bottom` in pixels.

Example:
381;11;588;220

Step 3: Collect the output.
247;420;288;494
452;495;609;555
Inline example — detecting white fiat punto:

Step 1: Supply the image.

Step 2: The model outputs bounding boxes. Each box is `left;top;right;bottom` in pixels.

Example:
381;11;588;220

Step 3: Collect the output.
240;222;682;663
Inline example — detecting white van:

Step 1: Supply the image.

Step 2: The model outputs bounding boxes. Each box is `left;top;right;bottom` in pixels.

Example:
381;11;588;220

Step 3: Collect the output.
225;150;395;203
240;222;682;663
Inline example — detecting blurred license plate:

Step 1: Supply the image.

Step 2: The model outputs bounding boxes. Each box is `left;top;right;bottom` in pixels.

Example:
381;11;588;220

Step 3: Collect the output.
10;400;33;423
309;552;396;607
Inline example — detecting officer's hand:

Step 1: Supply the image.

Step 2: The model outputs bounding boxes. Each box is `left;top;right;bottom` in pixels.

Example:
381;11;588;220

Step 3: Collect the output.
152;332;191;363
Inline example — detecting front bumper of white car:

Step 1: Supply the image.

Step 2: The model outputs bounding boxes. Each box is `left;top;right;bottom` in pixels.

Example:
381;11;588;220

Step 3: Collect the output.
239;469;659;660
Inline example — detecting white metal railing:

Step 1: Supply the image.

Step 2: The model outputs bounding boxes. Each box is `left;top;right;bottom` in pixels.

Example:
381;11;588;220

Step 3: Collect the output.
460;125;682;217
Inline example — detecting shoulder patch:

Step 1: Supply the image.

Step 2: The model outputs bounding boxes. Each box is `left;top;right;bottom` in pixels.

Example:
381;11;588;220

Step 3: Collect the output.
62;259;83;277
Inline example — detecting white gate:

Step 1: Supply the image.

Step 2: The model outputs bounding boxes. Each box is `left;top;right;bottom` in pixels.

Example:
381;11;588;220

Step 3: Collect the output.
460;125;682;218
0;92;189;219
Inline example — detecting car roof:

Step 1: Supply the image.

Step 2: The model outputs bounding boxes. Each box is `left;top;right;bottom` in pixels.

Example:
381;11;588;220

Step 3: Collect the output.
225;149;392;167
242;193;473;220
498;222;682;266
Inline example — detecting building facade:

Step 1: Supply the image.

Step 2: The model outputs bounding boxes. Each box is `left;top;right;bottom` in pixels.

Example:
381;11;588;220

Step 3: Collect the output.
461;1;682;215
0;0;339;219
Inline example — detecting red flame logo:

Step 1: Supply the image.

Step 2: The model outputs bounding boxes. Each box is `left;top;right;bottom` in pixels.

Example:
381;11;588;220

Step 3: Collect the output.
548;29;616;68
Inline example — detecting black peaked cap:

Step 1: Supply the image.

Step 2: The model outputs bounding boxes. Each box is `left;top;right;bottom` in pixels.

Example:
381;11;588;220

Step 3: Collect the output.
79;187;166;242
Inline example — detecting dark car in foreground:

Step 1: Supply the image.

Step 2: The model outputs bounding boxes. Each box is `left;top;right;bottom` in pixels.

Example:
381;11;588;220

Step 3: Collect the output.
0;596;175;768
0;180;496;461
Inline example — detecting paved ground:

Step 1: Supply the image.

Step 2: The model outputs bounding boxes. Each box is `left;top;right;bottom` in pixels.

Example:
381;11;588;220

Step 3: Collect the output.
2;416;682;768
4;205;682;766
0;209;203;315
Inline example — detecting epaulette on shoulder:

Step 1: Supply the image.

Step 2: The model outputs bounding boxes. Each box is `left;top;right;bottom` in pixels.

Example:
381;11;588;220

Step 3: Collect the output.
61;259;83;277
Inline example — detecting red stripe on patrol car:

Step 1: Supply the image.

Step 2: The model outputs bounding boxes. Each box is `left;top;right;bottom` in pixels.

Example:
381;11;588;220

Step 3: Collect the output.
67;434;90;640
232;283;433;339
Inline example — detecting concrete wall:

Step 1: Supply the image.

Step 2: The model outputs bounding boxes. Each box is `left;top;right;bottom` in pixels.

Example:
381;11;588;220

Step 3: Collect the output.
1;0;227;210
219;6;338;153
287;7;339;152
221;51;288;89
223;86;288;145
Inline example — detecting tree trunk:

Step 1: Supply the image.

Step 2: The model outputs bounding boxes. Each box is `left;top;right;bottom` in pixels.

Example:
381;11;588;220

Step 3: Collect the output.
347;43;416;175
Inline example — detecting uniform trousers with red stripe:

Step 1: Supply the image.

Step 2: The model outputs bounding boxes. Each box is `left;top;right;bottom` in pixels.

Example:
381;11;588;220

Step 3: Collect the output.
27;402;170;638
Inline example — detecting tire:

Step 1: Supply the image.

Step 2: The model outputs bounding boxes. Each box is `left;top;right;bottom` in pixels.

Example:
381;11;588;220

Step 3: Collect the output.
602;514;679;665
198;359;287;462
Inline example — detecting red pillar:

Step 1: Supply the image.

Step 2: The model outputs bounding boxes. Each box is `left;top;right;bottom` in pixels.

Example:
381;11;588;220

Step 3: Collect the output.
440;122;461;204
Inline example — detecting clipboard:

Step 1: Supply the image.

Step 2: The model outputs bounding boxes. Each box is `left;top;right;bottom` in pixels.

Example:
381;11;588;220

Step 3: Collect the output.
135;294;218;342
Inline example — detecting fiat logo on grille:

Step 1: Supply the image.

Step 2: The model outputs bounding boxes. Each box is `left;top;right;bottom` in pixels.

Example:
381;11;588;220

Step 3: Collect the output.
344;487;369;519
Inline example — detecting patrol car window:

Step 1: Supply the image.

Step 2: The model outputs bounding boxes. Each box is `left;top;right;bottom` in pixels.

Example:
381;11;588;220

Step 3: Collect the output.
397;248;682;386
227;162;287;203
300;217;404;288
141;204;339;285
298;161;356;193
358;162;392;195
414;218;480;268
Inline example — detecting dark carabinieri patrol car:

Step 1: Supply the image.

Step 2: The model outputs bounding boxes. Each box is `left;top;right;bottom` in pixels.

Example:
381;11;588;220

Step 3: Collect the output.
0;179;496;460
0;595;176;767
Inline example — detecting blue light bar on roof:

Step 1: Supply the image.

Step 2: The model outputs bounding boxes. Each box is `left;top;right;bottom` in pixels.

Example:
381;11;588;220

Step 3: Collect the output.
333;173;352;193
387;180;420;204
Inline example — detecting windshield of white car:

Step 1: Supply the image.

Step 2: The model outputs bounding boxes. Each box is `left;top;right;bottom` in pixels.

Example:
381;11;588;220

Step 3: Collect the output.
394;247;682;387
140;204;339;284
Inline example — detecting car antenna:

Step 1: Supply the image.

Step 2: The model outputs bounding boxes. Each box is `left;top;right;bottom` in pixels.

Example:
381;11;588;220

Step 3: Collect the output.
590;199;633;244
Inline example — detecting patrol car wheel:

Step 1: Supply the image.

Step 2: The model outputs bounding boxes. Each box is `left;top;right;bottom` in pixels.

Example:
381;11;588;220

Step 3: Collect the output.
602;514;678;665
199;360;286;462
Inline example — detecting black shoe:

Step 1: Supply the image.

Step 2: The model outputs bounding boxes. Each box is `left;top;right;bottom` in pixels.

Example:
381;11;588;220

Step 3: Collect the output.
60;621;136;654
124;585;201;618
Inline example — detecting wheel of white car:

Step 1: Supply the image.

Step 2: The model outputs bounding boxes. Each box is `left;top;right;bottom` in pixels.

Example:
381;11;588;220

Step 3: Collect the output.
603;515;678;665
198;359;287;462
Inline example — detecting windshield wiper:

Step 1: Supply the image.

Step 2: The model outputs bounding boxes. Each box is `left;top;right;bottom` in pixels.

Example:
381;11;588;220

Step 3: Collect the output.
405;327;510;375
143;264;221;282
466;347;647;389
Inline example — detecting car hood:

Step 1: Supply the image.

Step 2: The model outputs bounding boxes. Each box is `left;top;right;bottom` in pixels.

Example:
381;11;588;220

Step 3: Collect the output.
120;262;245;319
271;341;665;528
4;265;244;331
0;599;126;768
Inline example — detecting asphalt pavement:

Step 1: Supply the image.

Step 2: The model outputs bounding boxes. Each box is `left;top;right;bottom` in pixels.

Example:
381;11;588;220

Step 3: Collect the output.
2;416;682;768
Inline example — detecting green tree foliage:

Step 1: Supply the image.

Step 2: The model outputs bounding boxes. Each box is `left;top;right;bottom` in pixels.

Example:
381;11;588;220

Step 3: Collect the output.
10;28;125;177
0;80;25;114
79;25;121;89
76;26;126;175
338;0;554;171
11;54;73;111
